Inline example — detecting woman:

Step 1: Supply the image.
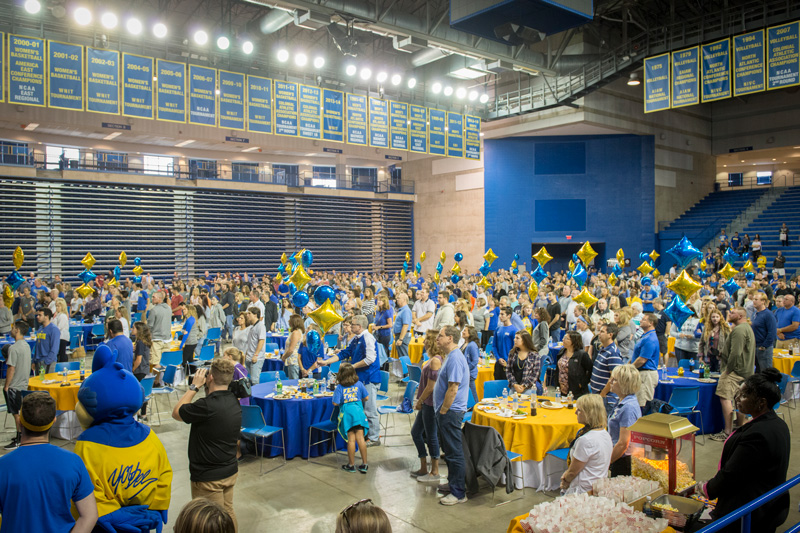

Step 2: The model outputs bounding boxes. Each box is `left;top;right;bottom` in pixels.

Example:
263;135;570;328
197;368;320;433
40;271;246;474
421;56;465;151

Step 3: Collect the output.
335;499;392;533
180;304;199;377
557;330;592;399
190;286;202;307
373;294;394;358
669;308;701;361
410;329;443;483
615;309;636;363
607;364;641;477
506;330;543;395
701;368;790;533
132;321;152;420
454;310;470;348
462;326;481;402
752;233;762;260
361;287;376;323
115;305;131;338
276;299;292;331
560;394;613;494
591;298;614;328
53;298;70;362
223;346;250;406
193;305;207;358
532;307;551;357
575;316;594;351
472;296;488;345
171;290;184;320
282;314;304;379
232;312;250;353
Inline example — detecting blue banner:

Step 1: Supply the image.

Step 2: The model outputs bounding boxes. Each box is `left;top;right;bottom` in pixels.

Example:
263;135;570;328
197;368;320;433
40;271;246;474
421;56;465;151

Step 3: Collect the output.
643;53;670;113
122;54;153;119
189;65;216;126
369;97;389;148
702;39;731;102
247;75;272;134
734;30;766;96
347;94;368;146
767;21;800;90
671;47;699;108
8;35;46;107
219;70;245;130
428;109;446;155
47;41;83;110
299;85;322;139
86;47;119;114
275;81;298;136
156;60;185;123
390;101;408;150
409;105;427;153
322;89;344;142
465;115;481;160
447;112;464;158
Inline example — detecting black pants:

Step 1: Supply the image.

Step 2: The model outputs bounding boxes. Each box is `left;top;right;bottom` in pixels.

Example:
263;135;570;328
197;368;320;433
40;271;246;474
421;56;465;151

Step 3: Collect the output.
183;344;197;377
609;455;632;477
482;330;494;351
58;339;70;362
493;359;506;380
134;373;148;415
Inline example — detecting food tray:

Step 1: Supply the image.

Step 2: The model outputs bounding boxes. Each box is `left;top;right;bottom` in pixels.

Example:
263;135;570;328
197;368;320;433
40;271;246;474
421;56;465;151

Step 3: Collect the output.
650;494;704;528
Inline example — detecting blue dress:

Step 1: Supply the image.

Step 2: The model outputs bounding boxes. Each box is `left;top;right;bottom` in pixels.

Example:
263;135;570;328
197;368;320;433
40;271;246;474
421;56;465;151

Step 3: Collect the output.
333;382;369;440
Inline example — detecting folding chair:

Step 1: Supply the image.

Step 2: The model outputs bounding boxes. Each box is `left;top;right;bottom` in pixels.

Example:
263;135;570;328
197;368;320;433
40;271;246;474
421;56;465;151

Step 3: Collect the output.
408;364;422;385
240;405;286;474
151;365;180;409
188;345;215;372
204;327;222;354
377;380;418;446
544;447;571;483
668;386;705;445
482;380;509;399
461;421;523;506
308;405;347;467
138;376;160;426
259;371;287;383
90;323;105;346
330;360;341;374
264;343;280;355
399;355;411;382
777;373;794;432
462;390;478;423
376;370;390;402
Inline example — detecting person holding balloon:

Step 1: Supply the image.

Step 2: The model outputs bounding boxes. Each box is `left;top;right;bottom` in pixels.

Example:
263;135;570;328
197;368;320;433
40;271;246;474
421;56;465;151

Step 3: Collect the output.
300;325;324;377
282;314;304;379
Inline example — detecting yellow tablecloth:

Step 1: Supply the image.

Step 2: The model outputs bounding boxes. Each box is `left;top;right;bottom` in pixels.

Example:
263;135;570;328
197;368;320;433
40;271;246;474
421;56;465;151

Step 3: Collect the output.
475;365;495;399
471;399;581;462
507;513;675;533
668;336;675;354
774;349;800;374
28;371;90;411
390;337;424;363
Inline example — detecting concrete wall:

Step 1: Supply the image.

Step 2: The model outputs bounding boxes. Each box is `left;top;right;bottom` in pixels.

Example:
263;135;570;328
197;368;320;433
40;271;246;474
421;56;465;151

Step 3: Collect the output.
711;89;800;155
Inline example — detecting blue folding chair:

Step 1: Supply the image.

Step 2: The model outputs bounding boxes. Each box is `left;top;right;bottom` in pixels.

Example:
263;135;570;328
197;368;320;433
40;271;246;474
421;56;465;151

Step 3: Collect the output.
308;405;345;466
330;360;341;374
483;380;509;399
138;376;161;426
264;343;280;355
151;365;180;408
462;390;478;423
90;323;105;345
131;312;142;323
259;371;287;383
160;351;183;368
399;355;411;382
485;340;493;356
69;326;84;351
54;361;80;373
205;327;221;350
189;345;215;371
377;380;418;446
240;405;286;474
408;364;422;385
545;447;571;482
777;373;794;432
376;370;390;402
668;386;705;445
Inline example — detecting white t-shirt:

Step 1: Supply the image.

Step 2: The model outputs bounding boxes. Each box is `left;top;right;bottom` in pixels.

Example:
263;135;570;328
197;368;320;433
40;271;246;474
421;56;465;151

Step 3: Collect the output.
566;429;613;494
579;328;593;349
412;299;436;334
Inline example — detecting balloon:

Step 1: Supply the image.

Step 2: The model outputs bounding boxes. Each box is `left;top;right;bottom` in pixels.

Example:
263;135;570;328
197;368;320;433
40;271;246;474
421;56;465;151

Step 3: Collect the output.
528;281;538;302
718;263;738;280
132;276;142;284
294;249;305;265
287;282;297;295
639;252;649;261
652;269;661;277
440;251;446;263
572;254;580;264
742;260;754;272
433;272;441;283
511;260;518;269
451;263;461;275
616;249;625;265
76;283;94;299
451;274;462;284
532;246;553;267
292;290;310;308
649;250;660;262
78;269;97;284
405;252;411;262
612;264;622;276
608;273;618;286
577;242;598;265
81;252;96;270
454;253;463;262
568;260;575;272
745;271;755;282
420;251;427;262
118;251;127;267
698;270;710;280
700;259;707;270
723;247;739;265
573;287;598;308
637;261;654;276
479;262;491;277
667;270;702;301
133;266;144;276
133;256;141;267
664;296;694;329
722;278;740;298
281;252;288;265
477;277;492;290
3;285;14;307
483;248;498;266
400;270;406;280
314;285;336;305
403;261;409;271
572;264;587;289
278;283;289;294
5;271;24;290
301;249;314;268
289;255;299;269
274;274;283;283
666;237;702;270
415;262;422;274
288;264;312;290
306;330;322;353
513;253;520;261
107;278;119;287
531;265;548;284
12;247;24;270
512;267;519;275
436;262;443;274
308;300;344;333
277;263;286;275
566;271;573;281
641;276;652;286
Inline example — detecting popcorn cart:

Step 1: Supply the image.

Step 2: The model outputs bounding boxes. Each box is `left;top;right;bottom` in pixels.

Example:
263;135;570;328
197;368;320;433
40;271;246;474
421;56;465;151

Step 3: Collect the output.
629;413;698;495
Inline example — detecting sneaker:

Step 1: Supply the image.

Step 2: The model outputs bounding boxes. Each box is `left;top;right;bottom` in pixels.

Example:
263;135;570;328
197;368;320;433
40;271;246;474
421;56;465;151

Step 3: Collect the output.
358;464;369;474
409;468;428;478
437;483;451;494
3;438;18;451
710;431;729;442
417;473;441;483
341;464;356;473
439;493;468;506
366;439;381;447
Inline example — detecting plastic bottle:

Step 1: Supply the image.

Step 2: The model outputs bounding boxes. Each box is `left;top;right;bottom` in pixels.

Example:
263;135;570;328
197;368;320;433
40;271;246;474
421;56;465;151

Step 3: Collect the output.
643;496;653;517
512;394;519;413
39;364;45;379
566;391;574;409
313;379;319;395
276;375;283;395
555;389;562;404
502;387;509;407
80;357;86;371
530;392;538;416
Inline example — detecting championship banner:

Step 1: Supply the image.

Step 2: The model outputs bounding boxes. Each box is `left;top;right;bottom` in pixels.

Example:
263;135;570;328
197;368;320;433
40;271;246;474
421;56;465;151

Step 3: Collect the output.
465;115;481;160
369;97;389;148
275;81;298;136
48;41;83;110
122;54;154;119
9;35;46;107
671;47;699;108
701;38;731;102
322;88;344;142
188;65;216;126
156;60;186;123
247;75;272;134
409;105;427;153
428;108;446;156
87;47;119;114
733;30;765;96
346;94;368;145
299;85;322;139
219;70;245;130
767;21;800;90
447;112;464;158
643;53;670;113
390;101;408;150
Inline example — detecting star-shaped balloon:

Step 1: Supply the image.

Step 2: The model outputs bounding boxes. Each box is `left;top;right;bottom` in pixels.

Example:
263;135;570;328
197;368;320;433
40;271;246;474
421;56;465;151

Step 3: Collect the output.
568;259;575;272
77;269;97;284
573;287;598;308
612;264;622;276
12;247;24;270
667;237;702;270
572;263;588;289
722;278;740;297
649;250;660;262
723;247;739;265
533;247;553;266
436;262;443;274
718;263;738;280
451;263;462;275
440;251;446;263
700;259;707;270
81;252;96;270
483;248;498;266
528;281;538;302
289;264;312;290
119;251;127;267
281;252;288;265
511;260;518;269
577;242;598;265
652;269;661;277
664;296;694;329
420;251;427;263
308;300;344;333
399;270;406;280
742;260;754;272
6;271;24;290
76;283;94;299
637;261;654;276
477;277;492;290
667;270;702;301
415;262;422;274
3;285;13;308
479;262;491;277
133;266;144;276
698;270;709;280
405;252;411;262
531;265;548;284
608;273;618;286
616;248;625;265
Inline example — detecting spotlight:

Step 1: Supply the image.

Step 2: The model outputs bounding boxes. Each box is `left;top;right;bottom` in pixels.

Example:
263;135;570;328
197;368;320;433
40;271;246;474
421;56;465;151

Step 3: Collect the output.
126;17;143;35
242;41;254;54
73;7;92;25
479;94;489;103
100;12;117;29
391;74;401;86
217;36;230;50
407;77;417;89
345;64;357;76
313;56;325;69
627;72;640;86
153;22;167;38
376;72;387;83
443;86;453;96
360;67;371;80
277;49;289;62
23;0;41;14
456;87;466;99
194;30;208;45
468;90;478;101
295;53;308;67
432;82;442;94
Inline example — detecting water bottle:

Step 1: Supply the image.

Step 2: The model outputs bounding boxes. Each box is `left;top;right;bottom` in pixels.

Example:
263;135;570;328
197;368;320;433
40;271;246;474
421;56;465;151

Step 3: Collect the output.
555;389;562;404
276;375;283;395
512;394;519;412
80;357;86;371
502;387;509;406
566;391;574;409
39;364;45;378
643;496;653;517
530;392;538;416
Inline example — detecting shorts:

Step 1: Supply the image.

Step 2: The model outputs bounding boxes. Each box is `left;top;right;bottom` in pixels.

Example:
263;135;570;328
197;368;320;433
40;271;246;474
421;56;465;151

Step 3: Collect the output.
3;388;22;415
151;340;169;366
635;370;659;407
716;371;745;401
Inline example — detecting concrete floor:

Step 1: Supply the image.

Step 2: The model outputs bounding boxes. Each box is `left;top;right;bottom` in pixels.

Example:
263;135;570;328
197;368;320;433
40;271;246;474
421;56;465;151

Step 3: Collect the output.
3;374;800;532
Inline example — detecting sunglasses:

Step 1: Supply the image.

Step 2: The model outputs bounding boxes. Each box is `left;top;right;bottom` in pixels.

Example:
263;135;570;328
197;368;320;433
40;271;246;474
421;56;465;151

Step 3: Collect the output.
340;499;372;530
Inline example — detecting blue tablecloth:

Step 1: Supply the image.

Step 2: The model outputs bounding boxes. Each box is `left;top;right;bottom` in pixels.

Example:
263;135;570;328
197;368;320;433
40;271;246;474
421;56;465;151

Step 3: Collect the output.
654;368;723;435
266;333;288;350
251;379;345;459
548;343;562;361
261;358;285;372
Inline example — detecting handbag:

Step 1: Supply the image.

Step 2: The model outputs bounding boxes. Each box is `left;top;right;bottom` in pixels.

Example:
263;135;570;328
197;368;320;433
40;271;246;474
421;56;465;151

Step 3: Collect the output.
229;376;252;399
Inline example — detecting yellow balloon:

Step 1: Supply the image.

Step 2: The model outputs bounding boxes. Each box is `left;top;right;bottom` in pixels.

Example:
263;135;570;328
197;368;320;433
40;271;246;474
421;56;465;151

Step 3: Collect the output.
616;248;625;265
119;251;127;267
274;274;283;283
133;266;144;276
440;251;446;263
76;283;94;298
718;263;739;280
649;250;660;262
568;260;575;272
742;260;754;272
107;278;119;288
573;287;598;308
527;281;538;302
420;251;427;263
532;246;553;267
451;263;462;275
289;264;312;290
483;248;498;266
400;270;406;280
477;277;492;290
81;252;96;270
757;256;767;267
434;272;440;283
577;242;598;265
608;273;618;286
652;269;660;277
308;300;344;333
700;259;707;270
667;270;702;301
405;252;411;262
637;261;654;275
281;253;288;265
3;285;13;308
12;246;24;270
511;260;517;269
294;249;305;264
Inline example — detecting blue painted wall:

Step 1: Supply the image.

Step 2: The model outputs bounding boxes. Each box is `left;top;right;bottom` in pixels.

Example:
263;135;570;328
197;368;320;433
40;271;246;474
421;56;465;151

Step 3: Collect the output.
484;135;655;272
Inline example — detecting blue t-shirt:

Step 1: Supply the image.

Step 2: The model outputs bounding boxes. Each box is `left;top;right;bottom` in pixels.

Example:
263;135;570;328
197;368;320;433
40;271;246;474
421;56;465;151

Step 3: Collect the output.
106;334;135;372
631;330;660;370
374;308;394;337
433;348;470;412
463;341;481;380
333;381;369;405
488;308;500;330
607;394;641;455
776;306;800;340
640;288;658;313
137;290;148;310
494;324;518;362
0;444;94;533
393;305;412;337
510;313;525;331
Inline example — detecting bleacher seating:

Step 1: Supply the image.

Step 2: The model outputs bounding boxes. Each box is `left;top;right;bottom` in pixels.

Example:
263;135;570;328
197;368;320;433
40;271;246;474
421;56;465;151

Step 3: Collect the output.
662;188;766;237
742;186;800;275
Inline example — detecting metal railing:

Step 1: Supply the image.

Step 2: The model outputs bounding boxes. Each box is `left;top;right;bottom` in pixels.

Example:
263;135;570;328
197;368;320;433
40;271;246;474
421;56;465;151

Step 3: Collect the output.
717;174;800;190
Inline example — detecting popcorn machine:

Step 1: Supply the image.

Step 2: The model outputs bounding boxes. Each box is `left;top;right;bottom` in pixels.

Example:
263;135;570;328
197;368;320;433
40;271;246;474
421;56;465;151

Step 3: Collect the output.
629;414;698;495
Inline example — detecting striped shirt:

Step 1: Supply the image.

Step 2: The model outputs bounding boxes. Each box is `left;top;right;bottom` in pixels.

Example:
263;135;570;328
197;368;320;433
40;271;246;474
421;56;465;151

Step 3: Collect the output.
590;342;622;394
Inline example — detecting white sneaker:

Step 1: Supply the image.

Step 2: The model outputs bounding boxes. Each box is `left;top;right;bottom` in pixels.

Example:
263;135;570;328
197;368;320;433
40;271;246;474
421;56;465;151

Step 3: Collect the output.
439;493;467;506
417;473;441;483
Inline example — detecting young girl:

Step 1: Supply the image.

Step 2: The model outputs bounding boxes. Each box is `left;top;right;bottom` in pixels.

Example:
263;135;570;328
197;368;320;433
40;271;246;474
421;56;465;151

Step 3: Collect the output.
132;321;152;420
223;346;250;406
333;362;370;474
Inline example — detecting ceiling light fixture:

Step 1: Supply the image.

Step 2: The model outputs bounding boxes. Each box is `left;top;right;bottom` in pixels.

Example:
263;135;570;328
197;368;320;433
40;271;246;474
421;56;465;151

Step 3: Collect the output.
242;41;254;54
345;64;357;76
193;30;208;45
432;82;442;94
73;7;92;25
391;74;401;86
217;36;230;50
153;22;167;38
407;77;417;89
295;52;308;67
23;0;41;14
175;140;195;147
479;94;489;103
126;18;143;35
24;123;39;131
277;49;289;62
376;72;388;83
468;90;478;101
313;56;325;69
456;87;466;99
103;132;122;140
242;146;260;152
100;12;117;29
443;86;453;96
360;67;372;80
627;72;640;86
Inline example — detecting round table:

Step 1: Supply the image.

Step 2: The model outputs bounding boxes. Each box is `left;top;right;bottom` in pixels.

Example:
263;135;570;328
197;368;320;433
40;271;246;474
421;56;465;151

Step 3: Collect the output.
251;379;345;459
773;349;800;375
547;343;562;361
68;320;102;346
261;357;285;373
408;338;424;364
475;364;495;399
653;368;723;435
266;333;288;350
29;371;89;411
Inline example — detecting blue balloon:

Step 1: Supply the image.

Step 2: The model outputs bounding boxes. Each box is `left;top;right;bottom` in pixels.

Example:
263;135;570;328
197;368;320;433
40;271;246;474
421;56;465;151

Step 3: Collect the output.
77;269;97;284
314;285;336;305
451;274;462;284
723;247;739;265
641;276;652;286
403;261;409;271
531;265;548;284
512;267;519;275
639;252;650;261
132;275;142;284
278;283;289;294
113;266;121;280
289;255;299;268
612;264;623;276
288;282;297;295
454;253;463;262
722;278;740;298
664;296;694;329
292;290;310;308
5;270;23;290
479;262;491;277
306;330;322;353
667;236;703;270
415;262;422;273
572;253;580;263
277;263;286;275
436;262;443;273
745;271;755;283
567;271;573;280
698;270;710;280
301;249;313;268
513;253;520;261
133;257;141;266
572;264;587;289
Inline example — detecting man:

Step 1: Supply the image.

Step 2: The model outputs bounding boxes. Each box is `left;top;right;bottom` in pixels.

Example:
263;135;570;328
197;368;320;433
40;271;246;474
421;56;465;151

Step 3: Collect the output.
0;392;98;532
433;325;470;505
775;278;793;298
220;282;236;341
731;231;741;253
432;291;455;329
773;251;787;278
640;279;657;313
248;290;265;318
105;319;134;372
630;313;660;410
751;292;778;373
393;292;412;359
546;291;561;343
493;307;519;380
652;298;671;356
147;290;173;369
3;320;32;450
244;307;267;384
715;290;731;316
775;293;800;349
18;285;35;329
719;228;728;252
33;308;60;374
712;307;755;441
318;315;382;446
262;288;279;332
412;288;435;335
172;361;242;530
591;323;622;404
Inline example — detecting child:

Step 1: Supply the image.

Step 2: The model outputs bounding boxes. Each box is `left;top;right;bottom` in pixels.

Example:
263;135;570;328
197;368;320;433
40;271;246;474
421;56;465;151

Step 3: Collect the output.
332;362;370;473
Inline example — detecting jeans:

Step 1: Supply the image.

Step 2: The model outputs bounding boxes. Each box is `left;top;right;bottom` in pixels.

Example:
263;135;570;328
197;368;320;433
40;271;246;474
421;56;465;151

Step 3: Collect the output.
364;382;380;442
756;346;774;374
436;409;466;499
394;334;410;360
376;333;392;360
225;314;234;340
469;378;478;404
246;355;264;384
411;403;439;458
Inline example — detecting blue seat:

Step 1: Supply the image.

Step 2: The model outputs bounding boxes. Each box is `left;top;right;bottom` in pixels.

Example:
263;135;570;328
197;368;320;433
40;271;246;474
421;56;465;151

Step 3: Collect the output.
138;376;161;426
377;380;418;446
790;361;800;408
189;345;215;369
482;380;509;399
90;323;105;344
399;355;411;382
668;386;704;445
259;371;287;383
462;390;478;423
205;327;221;346
546;447;570;462
264;342;280;355
485;340;493;356
324;334;339;348
408;364;422;385
678;359;694;370
152;365;180;410
376;370;390;402
131;312;142;323
330;360;341;374
54;361;80;373
240;405;286;474
160;350;182;367
307;406;343;466
69;326;84;350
